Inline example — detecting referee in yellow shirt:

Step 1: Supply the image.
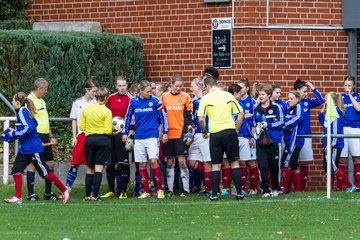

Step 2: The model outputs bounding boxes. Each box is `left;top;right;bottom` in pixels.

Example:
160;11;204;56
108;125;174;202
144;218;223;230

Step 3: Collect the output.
27;78;58;201
198;75;245;201
79;87;113;201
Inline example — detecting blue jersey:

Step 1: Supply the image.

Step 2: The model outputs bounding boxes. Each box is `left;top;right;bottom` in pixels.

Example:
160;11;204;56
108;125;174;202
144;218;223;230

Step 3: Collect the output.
283;104;305;151
123;96;168;140
275;99;288;116
238;96;256;138
192;96;208;133
300;88;324;134
318;107;344;148
14;107;44;154
254;101;284;144
342;93;360;128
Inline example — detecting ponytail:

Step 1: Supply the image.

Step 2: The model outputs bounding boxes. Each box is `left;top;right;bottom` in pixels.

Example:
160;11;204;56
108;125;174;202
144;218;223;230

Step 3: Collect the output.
13;92;36;117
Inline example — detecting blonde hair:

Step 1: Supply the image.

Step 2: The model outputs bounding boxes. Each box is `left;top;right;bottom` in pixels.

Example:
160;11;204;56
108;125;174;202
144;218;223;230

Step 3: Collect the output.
330;92;345;115
96;87;110;101
13;92;36;117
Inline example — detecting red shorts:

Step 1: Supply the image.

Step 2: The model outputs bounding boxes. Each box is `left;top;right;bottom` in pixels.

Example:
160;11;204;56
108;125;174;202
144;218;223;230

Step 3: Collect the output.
71;133;86;165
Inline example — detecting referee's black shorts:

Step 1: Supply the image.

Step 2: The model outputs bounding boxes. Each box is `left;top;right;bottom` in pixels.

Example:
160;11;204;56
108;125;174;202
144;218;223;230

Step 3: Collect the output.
39;133;54;161
111;134;129;165
85;134;111;168
209;129;239;165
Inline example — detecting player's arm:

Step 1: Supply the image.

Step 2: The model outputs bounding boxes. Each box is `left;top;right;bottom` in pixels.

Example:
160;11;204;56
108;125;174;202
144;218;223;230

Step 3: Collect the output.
185;95;194;132
122;102;134;141
71;119;77;147
348;93;360;112
198;100;207;138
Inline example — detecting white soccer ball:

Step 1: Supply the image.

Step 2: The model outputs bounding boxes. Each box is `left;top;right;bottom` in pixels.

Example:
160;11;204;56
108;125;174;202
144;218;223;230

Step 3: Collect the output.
112;116;125;132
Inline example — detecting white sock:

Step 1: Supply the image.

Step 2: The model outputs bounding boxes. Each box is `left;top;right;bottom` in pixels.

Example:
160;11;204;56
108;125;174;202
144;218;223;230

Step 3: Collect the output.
166;165;174;192
180;167;190;193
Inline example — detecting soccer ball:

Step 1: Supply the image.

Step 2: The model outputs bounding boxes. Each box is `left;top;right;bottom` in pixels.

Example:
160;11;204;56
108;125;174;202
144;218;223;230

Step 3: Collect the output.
112;116;125;132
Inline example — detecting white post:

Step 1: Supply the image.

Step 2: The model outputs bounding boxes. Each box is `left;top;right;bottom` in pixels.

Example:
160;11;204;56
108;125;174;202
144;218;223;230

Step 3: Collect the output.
3;120;10;185
326;109;332;199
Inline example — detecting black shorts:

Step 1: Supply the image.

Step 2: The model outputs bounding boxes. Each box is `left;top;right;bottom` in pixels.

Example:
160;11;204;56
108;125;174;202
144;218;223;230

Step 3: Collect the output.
111;134;129;165
163;138;188;157
12;152;50;178
209;129;239;164
85;135;111;168
39;134;54;161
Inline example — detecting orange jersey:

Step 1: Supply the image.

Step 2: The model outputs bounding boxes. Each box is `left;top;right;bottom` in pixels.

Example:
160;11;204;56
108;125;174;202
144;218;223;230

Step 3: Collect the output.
161;91;193;139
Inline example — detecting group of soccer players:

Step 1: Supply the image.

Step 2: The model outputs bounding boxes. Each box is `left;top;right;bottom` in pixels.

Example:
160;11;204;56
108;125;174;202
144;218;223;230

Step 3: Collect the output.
3;68;360;203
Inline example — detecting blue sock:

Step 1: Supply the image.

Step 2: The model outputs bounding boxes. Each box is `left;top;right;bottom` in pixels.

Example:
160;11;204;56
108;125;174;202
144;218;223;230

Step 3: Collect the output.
115;168;121;192
66;166;78;187
188;167;195;191
134;169;141;193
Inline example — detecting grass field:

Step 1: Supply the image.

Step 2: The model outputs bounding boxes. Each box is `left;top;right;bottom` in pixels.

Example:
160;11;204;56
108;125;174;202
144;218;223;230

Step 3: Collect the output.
0;184;359;240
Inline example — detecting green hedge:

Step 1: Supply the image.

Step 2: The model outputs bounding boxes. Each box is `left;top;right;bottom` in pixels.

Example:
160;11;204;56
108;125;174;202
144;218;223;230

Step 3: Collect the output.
0;0;31;20
0;30;143;117
0;20;33;30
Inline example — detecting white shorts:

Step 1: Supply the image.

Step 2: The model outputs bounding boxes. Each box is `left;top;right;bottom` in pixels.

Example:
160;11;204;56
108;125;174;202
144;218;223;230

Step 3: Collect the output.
238;137;256;161
341;127;360;157
188;133;211;162
134;138;159;163
299;138;313;162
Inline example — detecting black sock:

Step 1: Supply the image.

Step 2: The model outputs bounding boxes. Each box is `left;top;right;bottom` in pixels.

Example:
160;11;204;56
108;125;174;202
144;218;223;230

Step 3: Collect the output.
27;171;35;196
231;168;243;195
211;170;221;196
118;164;130;193
93;172;103;198
85;174;94;197
45;170;53;195
106;164;115;193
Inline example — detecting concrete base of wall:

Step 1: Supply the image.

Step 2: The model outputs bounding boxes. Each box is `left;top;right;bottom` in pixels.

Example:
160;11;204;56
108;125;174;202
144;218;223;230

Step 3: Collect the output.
33;22;102;32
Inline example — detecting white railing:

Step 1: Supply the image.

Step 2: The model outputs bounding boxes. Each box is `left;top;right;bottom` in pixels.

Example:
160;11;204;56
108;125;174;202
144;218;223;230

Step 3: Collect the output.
1;117;71;185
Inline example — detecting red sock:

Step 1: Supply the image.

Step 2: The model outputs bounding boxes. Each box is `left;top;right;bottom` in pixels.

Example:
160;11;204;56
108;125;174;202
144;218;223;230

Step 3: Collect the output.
353;163;360;188
139;167;150;193
13;173;22;199
249;166;259;191
337;164;346;190
281;168;291;192
204;169;212;192
292;170;301;192
336;168;352;188
222;167;231;189
194;161;205;173
151;165;163;191
46;171;66;192
240;166;247;191
300;164;309;192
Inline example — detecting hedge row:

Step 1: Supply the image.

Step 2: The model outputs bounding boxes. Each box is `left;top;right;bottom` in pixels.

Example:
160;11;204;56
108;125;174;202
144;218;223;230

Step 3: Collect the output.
0;20;33;30
0;30;143;117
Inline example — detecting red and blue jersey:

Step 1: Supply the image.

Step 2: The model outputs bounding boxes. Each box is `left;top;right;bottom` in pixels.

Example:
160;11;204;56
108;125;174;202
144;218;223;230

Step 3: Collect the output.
342;93;360;128
14;107;43;154
318;107;344;148
123;96;168;140
300;88;324;134
238;96;256;138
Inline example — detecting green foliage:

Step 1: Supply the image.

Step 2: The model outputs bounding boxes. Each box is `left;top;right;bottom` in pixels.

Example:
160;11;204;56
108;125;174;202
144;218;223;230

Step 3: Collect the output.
0;30;143;161
0;0;32;20
0;20;33;30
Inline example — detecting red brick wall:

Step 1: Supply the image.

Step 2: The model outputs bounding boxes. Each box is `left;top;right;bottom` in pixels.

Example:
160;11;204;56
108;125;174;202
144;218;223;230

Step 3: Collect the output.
26;0;360;191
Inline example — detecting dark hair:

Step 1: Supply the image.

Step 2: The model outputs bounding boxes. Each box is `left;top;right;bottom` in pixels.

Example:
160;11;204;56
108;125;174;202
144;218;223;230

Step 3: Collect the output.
203;67;219;80
272;84;281;91
294;79;306;90
138;80;152;91
203;75;217;88
228;84;241;95
251;83;260;99
344;76;356;85
13;92;36;117
239;78;250;95
129;82;139;94
84;79;97;89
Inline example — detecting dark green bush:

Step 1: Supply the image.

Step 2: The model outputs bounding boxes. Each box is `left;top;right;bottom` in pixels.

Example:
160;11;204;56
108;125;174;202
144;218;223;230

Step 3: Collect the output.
0;0;31;20
0;30;143;161
0;20;33;29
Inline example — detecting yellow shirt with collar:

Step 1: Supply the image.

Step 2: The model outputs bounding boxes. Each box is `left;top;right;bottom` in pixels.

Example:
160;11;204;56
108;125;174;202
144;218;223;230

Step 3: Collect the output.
27;92;50;134
79;102;113;136
198;87;243;134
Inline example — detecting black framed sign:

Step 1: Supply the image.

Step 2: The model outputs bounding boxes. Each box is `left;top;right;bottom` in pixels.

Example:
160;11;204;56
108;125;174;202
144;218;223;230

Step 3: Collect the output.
212;18;232;68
